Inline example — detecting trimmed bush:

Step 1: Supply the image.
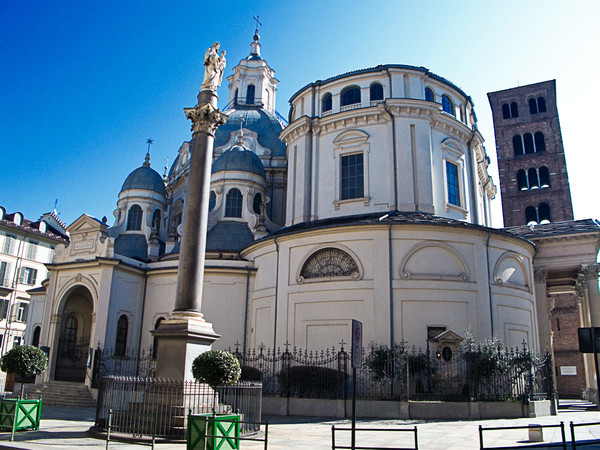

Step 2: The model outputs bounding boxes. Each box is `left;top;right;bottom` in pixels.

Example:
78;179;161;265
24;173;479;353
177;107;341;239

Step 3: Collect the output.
191;350;241;388
277;365;348;398
0;345;48;378
240;365;263;382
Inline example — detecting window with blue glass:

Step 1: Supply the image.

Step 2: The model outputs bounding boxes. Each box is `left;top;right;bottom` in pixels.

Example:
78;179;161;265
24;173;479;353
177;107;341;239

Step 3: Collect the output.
341;86;361;106
322;93;332;112
370;83;383;101
441;95;454;116
246;85;255;104
225;188;243;217
341;153;364;200
446;161;460;206
209;191;216;211
425;88;434;102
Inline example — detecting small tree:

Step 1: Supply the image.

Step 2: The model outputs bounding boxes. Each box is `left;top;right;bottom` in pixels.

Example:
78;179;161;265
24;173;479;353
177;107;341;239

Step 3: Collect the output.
192;350;241;414
0;345;48;397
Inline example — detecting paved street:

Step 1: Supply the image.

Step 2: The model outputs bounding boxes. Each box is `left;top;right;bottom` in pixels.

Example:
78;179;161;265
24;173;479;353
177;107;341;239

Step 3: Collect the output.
1;405;600;449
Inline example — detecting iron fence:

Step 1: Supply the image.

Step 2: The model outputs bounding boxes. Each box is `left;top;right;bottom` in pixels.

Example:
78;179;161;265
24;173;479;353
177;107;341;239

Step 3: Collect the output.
232;343;553;402
95;376;262;439
96;347;157;379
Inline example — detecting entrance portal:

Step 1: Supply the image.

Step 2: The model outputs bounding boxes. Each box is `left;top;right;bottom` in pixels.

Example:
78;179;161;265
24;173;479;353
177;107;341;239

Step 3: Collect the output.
54;286;93;382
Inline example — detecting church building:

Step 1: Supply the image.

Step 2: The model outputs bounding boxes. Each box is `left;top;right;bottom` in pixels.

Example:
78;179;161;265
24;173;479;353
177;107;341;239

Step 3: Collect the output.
27;34;562;388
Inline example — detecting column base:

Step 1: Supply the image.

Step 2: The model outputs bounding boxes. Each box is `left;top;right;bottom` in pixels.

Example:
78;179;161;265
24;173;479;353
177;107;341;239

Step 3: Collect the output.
151;312;220;380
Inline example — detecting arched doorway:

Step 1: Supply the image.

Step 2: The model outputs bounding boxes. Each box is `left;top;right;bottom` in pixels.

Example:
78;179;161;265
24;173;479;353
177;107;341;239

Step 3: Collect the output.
54;286;93;382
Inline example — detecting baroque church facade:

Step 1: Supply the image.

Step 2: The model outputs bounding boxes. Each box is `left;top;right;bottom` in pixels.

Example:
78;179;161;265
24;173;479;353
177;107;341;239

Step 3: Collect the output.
28;34;553;385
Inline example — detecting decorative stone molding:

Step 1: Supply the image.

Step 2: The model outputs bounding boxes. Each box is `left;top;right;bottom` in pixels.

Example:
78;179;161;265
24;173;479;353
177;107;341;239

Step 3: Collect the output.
534;267;548;284
184;103;228;136
575;273;587;301
581;264;600;281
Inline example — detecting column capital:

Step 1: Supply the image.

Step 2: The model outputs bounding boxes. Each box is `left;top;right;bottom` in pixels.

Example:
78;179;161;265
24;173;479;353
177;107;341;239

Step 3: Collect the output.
185;103;228;137
534;266;548;283
576;273;587;300
580;263;600;281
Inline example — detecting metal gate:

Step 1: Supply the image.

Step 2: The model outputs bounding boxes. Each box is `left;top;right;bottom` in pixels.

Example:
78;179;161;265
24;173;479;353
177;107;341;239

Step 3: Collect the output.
54;335;89;382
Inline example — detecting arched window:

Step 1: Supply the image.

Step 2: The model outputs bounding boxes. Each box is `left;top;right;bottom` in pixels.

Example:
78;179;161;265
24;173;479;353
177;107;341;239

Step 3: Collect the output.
115;315;128;357
538;202;551;224
126;205;143;231
529;98;538;114
62;315;78;355
527;168;539;189
539;166;550;187
322;93;332;113
370;83;383;102
225;188;243;218
32;326;41;347
534;132;546;152
152;317;164;359
523;133;535;154
425;87;434;102
516;169;527;190
502;104;510;119
441;95;454;115
525;206;538;225
209;191;216;211
300;248;359;280
234;88;239;105
246;85;255;105
537;97;546;112
510;102;519;118
513;135;524;156
152;209;161;233
341;86;361;107
252;193;262;215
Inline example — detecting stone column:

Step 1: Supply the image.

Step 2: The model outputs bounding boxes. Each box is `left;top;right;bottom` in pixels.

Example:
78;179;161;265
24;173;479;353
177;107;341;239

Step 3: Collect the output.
534;267;553;351
152;88;228;380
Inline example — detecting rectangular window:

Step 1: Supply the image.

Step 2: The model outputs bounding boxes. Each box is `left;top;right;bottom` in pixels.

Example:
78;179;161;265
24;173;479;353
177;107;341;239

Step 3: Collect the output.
2;236;15;255
13;336;21;348
0;300;9;320
16;303;28;323
446;161;460;207
341;153;364;200
26;242;37;260
19;267;37;285
0;261;9;287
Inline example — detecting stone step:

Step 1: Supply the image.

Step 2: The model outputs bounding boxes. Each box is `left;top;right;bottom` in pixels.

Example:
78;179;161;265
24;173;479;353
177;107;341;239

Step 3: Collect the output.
24;381;96;408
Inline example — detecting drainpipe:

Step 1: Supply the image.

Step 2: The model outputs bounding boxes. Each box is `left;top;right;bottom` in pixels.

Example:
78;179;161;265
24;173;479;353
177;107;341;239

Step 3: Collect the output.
243;267;251;353
388;221;394;348
486;232;494;337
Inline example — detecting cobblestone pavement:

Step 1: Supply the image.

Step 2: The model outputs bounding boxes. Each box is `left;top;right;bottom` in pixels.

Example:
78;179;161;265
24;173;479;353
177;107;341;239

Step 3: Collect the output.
1;405;600;449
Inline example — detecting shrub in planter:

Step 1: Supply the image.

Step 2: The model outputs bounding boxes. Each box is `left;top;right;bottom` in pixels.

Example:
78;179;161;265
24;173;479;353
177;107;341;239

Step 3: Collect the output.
0;345;48;397
189;350;242;450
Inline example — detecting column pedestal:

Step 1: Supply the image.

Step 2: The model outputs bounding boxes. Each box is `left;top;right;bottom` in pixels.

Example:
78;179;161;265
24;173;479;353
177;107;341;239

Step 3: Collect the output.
152;312;220;380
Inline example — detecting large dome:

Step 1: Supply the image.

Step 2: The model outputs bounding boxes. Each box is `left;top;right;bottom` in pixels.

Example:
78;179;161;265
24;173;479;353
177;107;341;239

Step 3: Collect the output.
121;165;166;196
212;146;266;178
214;106;286;157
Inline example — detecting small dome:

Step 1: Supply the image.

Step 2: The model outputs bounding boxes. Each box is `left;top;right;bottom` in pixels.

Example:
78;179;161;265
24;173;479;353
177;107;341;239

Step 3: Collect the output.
121;166;166;196
212;146;266;178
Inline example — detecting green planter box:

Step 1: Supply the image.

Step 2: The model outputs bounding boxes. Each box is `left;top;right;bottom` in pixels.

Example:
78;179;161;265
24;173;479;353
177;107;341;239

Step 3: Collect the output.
0;398;42;432
187;413;240;450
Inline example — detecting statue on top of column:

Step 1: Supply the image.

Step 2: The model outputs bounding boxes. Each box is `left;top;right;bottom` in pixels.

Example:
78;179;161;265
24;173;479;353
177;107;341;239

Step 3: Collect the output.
201;42;226;91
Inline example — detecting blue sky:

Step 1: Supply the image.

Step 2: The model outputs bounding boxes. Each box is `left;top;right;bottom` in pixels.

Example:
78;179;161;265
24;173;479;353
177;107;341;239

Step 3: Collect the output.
1;1;598;227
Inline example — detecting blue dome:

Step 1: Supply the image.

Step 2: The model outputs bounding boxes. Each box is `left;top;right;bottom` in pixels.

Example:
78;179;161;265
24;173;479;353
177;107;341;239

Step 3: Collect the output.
212;146;266;178
114;234;148;261
206;221;254;252
214;106;286;157
121;166;166;196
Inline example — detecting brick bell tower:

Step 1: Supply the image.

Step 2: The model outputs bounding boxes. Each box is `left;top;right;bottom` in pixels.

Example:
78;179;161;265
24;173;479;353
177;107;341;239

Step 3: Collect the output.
487;80;573;227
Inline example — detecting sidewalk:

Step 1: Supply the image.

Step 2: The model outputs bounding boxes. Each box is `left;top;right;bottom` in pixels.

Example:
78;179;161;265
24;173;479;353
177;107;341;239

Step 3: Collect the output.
1;405;600;449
